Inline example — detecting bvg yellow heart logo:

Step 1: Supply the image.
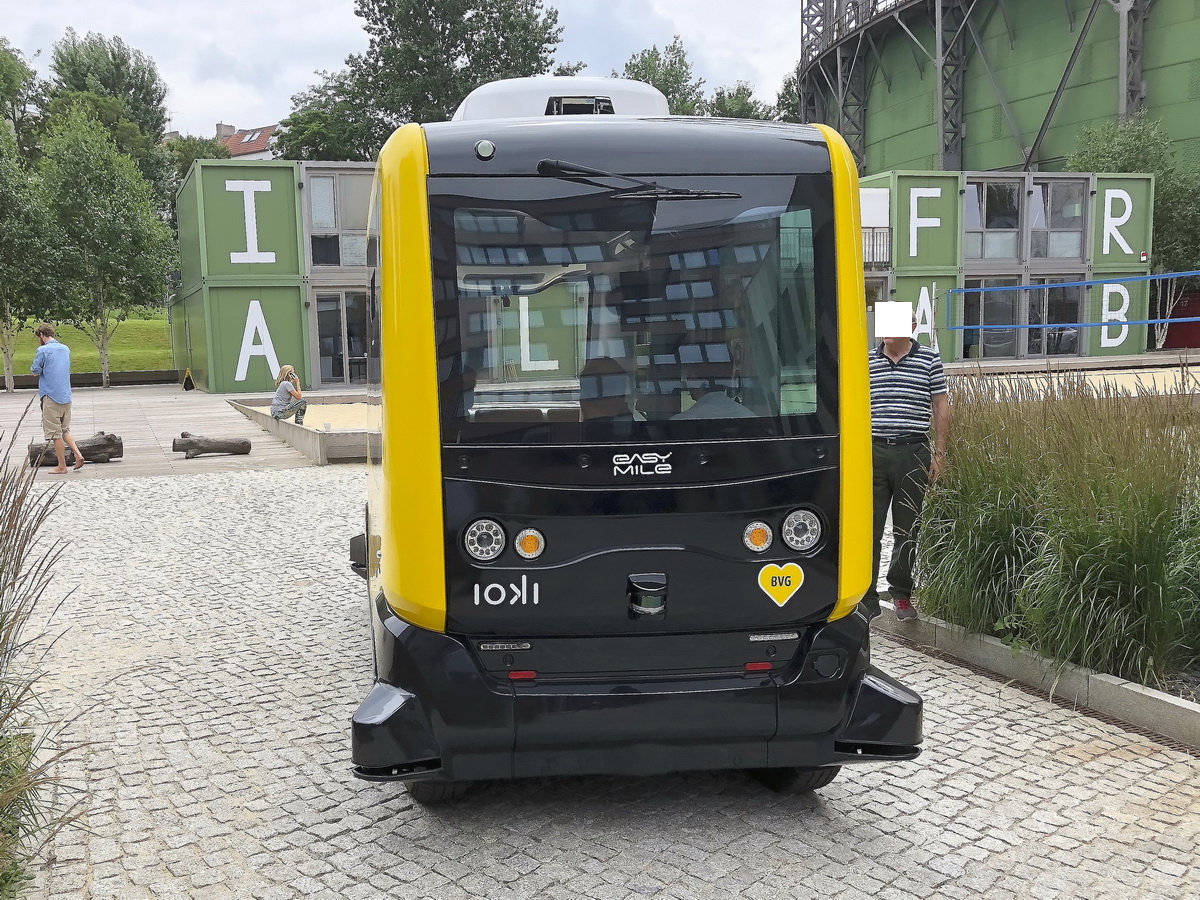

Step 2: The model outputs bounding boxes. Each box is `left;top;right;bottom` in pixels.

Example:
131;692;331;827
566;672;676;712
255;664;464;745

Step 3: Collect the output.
758;563;804;607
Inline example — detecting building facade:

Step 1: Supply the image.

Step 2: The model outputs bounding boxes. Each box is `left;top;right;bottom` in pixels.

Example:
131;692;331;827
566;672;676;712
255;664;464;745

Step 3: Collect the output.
173;159;376;393
216;124;279;160
172;160;1154;393
862;169;1154;361
300;162;378;387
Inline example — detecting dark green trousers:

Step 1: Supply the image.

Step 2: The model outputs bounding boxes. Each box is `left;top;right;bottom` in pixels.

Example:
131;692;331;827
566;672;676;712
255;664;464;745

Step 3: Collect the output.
868;440;931;610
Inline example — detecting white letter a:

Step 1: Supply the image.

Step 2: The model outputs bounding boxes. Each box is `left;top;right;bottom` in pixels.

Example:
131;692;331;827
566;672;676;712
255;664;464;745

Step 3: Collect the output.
235;300;282;381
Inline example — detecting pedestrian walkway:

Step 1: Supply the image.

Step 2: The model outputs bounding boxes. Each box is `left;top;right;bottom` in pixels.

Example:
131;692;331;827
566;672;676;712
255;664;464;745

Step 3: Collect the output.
29;466;1200;900
0;384;316;478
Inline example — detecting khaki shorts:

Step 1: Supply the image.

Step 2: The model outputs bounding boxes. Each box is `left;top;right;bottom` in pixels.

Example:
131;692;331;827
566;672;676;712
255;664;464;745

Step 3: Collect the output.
41;397;72;441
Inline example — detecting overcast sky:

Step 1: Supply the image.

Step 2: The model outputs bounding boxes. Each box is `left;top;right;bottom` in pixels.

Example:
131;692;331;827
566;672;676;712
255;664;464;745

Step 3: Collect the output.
4;0;803;138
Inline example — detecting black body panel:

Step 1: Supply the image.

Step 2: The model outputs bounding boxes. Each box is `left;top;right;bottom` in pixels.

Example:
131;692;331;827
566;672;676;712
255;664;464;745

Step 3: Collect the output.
442;445;842;637
423;118;832;179
352;593;922;782
446;435;836;487
471;630;804;678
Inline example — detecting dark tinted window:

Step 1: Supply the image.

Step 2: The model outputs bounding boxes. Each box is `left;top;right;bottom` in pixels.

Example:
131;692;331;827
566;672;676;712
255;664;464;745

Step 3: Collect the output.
311;235;340;266
430;175;837;444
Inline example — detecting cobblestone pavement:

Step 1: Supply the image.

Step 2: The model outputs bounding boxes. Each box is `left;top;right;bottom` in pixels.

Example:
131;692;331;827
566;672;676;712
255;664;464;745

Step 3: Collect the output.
27;467;1200;900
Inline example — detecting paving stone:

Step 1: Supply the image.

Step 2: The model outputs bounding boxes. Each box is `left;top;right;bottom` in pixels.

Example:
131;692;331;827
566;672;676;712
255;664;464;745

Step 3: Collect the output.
15;465;1200;900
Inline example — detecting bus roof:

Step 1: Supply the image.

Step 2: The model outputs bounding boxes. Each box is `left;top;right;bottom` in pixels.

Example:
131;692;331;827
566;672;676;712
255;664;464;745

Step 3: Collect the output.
452;76;671;121
421;117;830;177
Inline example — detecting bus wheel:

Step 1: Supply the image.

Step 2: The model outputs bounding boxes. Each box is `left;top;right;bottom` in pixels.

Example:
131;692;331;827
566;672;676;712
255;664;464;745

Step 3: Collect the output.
749;766;841;794
406;779;471;805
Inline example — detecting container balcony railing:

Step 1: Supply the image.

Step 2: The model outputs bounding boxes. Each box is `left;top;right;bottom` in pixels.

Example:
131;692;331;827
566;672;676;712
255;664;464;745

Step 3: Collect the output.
863;227;891;268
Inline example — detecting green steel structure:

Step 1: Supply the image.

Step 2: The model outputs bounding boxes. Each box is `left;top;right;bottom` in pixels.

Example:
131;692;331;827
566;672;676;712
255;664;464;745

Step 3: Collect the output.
796;0;1193;174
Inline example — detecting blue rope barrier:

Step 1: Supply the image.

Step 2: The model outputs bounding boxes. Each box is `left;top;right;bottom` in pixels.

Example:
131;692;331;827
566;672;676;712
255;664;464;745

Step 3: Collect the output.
938;270;1200;332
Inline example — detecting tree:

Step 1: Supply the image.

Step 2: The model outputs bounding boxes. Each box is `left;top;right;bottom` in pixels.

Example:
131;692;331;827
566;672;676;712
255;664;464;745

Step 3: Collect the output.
703;81;775;120
354;0;568;124
1067;114;1200;349
44;90;172;204
614;36;704;116
39;109;174;387
163;134;230;187
278;0;576;161
47;30;172;211
274;70;381;162
774;71;803;124
0;134;61;393
48;29;168;142
162;134;230;225
0;39;46;162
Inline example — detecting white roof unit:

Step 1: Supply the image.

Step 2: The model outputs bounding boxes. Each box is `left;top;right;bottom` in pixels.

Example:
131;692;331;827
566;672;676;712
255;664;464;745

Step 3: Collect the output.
452;76;670;121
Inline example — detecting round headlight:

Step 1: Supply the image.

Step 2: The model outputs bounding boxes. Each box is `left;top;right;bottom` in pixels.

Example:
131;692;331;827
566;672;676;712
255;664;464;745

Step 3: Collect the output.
464;519;505;561
781;509;822;552
743;521;773;553
514;528;545;560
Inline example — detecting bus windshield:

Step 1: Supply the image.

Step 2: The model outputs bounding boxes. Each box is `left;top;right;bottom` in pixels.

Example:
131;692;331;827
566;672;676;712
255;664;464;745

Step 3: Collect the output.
430;173;837;444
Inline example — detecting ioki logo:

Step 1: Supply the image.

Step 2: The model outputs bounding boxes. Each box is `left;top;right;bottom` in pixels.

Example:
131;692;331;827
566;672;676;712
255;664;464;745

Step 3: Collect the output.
612;451;672;477
474;576;540;606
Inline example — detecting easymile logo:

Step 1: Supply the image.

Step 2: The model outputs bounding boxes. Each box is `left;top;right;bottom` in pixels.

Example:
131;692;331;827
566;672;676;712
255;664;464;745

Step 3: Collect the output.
612;451;672;477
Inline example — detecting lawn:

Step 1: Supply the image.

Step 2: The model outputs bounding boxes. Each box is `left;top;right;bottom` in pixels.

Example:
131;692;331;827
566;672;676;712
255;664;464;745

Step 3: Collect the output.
9;316;173;373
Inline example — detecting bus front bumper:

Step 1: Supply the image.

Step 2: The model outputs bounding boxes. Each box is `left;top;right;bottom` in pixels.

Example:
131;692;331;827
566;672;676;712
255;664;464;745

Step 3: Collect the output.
351;606;922;783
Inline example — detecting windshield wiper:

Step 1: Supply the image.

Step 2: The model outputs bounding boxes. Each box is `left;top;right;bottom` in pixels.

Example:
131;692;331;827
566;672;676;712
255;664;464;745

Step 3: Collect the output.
536;158;741;201
608;187;743;200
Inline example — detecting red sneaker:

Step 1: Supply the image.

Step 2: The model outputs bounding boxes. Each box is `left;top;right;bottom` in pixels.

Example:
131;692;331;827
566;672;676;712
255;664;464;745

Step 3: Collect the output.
893;596;918;621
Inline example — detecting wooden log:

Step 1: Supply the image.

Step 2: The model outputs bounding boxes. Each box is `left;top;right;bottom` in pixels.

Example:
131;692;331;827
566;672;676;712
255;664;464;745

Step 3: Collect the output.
172;431;251;459
27;432;123;467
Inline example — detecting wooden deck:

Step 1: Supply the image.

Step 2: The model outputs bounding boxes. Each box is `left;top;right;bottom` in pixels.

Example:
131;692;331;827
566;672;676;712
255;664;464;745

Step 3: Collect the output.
0;384;354;480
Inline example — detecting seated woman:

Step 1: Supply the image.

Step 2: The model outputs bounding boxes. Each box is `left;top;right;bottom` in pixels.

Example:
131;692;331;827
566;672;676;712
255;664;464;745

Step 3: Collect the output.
270;365;307;425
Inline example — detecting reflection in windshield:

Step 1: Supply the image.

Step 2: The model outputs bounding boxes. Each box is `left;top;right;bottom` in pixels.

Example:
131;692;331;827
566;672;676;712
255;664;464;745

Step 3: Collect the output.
430;175;833;444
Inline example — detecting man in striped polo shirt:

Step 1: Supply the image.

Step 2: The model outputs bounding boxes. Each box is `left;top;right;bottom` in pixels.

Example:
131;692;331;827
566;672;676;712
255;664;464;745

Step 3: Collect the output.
867;306;949;620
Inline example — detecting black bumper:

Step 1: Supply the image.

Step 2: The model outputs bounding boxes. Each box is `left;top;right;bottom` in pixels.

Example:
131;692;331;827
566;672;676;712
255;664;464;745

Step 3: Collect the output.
352;599;922;782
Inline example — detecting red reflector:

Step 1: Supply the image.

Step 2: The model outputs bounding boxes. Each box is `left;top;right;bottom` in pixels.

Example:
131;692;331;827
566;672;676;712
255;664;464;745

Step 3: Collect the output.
508;670;537;680
744;661;773;672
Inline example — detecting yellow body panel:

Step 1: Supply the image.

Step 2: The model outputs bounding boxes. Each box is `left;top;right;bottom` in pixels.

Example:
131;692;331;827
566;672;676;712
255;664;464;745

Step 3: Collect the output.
813;125;872;622
377;124;447;632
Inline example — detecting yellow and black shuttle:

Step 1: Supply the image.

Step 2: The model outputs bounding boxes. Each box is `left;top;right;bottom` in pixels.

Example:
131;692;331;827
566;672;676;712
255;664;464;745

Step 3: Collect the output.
351;77;922;803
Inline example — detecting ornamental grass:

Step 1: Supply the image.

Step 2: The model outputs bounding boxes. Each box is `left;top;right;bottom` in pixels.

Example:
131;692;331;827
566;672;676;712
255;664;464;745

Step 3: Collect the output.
916;371;1200;688
0;407;80;896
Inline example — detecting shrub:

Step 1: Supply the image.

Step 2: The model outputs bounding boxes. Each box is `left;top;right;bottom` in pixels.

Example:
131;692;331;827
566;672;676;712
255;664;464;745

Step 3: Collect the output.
0;408;78;894
917;372;1200;687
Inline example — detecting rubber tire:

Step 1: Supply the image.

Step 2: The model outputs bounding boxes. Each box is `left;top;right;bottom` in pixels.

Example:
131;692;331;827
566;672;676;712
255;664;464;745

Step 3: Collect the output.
405;779;471;805
749;765;842;794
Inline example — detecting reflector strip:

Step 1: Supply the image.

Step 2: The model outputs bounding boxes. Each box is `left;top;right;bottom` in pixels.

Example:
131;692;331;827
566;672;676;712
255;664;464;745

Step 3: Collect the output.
508;670;538;680
744;662;773;672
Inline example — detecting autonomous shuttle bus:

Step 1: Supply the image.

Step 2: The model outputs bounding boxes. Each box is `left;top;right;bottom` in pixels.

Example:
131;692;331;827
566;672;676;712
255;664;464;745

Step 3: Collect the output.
351;77;922;802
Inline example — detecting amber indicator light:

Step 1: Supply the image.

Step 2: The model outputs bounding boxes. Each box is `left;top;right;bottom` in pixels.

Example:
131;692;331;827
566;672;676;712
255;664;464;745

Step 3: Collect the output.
514;528;545;560
743;521;773;552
